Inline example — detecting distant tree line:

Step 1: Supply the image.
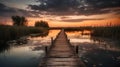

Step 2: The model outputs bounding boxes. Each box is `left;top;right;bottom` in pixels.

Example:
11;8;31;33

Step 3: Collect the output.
35;20;49;28
11;16;49;28
12;16;27;26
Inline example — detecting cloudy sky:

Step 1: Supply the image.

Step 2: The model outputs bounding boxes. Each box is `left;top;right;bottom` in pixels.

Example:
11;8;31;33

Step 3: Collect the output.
0;0;120;27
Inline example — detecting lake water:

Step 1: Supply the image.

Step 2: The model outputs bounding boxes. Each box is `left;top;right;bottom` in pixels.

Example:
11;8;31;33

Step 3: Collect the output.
0;30;120;67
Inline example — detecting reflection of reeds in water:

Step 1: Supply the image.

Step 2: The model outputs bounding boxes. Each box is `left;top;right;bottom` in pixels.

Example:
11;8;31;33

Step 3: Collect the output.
0;25;48;45
63;26;120;40
91;26;120;40
0;44;10;53
52;26;120;40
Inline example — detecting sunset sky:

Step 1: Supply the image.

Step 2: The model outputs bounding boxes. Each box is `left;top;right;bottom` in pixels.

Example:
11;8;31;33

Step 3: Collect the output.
0;0;120;27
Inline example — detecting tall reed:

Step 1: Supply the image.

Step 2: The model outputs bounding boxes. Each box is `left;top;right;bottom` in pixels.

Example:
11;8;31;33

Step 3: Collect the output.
0;25;48;45
91;26;120;40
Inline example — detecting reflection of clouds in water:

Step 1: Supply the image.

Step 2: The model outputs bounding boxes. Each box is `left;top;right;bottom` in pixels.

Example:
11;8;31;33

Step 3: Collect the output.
27;30;59;46
27;39;51;46
19;30;120;67
61;30;120;65
77;43;120;57
70;38;92;43
31;46;43;51
78;43;97;57
77;42;120;67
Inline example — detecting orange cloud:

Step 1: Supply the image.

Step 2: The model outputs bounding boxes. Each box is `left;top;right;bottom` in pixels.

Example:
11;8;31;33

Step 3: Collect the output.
27;17;120;27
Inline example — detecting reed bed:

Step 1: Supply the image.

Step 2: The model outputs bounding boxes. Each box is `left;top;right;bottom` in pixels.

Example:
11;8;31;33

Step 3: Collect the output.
91;26;120;40
0;25;48;45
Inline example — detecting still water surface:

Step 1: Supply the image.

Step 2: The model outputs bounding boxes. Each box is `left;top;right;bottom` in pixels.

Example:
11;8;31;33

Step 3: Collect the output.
0;30;120;67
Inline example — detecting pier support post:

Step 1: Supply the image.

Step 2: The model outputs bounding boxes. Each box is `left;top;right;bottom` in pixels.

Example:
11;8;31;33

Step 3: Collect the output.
51;37;53;45
81;30;84;35
68;39;70;42
75;46;79;54
45;46;48;54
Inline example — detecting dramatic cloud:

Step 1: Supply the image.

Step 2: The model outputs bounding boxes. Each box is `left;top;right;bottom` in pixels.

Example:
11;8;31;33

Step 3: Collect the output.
1;0;120;17
0;3;31;17
28;0;80;15
86;0;120;9
61;18;103;22
0;0;120;25
0;3;16;16
28;0;120;16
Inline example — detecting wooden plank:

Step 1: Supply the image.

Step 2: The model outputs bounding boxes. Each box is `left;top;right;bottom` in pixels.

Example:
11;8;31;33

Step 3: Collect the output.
39;30;85;67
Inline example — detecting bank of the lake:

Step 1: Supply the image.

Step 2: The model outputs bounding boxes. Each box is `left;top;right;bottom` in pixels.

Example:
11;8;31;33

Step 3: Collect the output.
55;26;120;41
0;25;48;45
91;26;120;41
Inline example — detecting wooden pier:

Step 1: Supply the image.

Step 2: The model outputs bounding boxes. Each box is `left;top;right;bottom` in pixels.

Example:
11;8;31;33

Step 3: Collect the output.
39;30;85;67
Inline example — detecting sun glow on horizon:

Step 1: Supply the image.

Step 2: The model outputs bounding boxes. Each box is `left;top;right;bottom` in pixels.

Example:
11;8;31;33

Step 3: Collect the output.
26;17;120;27
0;0;120;27
1;17;119;27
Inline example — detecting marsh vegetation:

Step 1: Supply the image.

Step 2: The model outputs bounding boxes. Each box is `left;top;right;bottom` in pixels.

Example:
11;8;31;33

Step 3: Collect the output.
91;26;120;40
0;25;48;45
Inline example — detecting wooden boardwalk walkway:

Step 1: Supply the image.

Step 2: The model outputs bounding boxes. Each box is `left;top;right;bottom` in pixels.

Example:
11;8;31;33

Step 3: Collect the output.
39;30;85;67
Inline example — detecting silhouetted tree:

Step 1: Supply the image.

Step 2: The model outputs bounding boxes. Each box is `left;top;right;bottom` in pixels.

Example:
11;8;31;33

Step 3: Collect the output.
35;20;49;28
11;16;27;26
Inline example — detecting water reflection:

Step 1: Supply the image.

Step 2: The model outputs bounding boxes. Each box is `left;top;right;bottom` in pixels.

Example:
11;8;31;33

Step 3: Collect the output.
0;30;120;67
66;30;120;67
0;45;45;67
0;44;10;53
0;30;60;67
28;30;60;46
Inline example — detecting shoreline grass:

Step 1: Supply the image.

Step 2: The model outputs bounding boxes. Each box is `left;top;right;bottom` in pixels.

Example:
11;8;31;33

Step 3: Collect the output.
51;26;120;40
91;26;120;40
0;25;48;45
